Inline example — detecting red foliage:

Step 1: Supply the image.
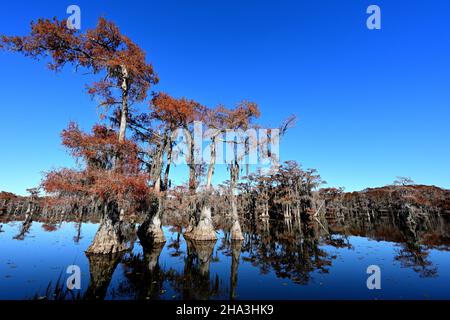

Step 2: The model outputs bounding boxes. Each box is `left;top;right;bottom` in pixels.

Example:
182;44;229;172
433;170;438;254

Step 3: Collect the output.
0;191;18;201
1;17;158;111
42;224;58;232
61;122;142;172
42;123;151;211
151;92;205;128
216;101;260;130
340;185;450;214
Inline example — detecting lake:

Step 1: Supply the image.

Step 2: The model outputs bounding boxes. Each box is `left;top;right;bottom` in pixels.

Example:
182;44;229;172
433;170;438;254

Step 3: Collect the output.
1;218;450;300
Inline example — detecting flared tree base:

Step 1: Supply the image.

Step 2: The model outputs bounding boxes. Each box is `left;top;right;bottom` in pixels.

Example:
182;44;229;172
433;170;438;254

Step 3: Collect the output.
185;206;217;241
187;221;217;241
86;221;128;255
137;223;166;247
230;221;244;241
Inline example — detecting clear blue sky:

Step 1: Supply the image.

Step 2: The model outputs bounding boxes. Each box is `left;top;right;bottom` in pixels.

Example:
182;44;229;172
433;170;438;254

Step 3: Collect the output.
1;0;450;195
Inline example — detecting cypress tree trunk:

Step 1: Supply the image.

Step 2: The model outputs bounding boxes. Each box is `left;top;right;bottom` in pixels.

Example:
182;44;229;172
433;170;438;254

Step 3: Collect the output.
137;196;166;246
163;137;173;191
118;66;129;143
184;134;198;237
189;138;217;241
86;202;127;255
188;201;217;241
229;163;244;241
230;194;244;240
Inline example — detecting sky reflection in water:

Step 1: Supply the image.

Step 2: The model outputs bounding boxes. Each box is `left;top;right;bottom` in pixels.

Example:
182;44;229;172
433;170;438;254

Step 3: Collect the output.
0;221;450;300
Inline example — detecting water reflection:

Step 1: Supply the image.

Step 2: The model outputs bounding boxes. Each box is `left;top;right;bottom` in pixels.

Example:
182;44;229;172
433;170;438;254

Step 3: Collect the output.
241;220;335;285
118;244;165;300
1;212;450;300
179;240;220;300
394;242;438;278
73;221;82;244
13;220;33;240
84;253;123;300
230;241;242;300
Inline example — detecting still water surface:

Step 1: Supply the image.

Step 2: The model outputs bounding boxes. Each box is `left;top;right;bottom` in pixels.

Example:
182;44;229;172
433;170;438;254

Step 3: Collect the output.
1;220;449;300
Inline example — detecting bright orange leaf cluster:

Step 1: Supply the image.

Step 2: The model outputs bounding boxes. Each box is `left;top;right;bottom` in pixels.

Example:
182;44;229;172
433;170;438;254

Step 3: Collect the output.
43;123;151;210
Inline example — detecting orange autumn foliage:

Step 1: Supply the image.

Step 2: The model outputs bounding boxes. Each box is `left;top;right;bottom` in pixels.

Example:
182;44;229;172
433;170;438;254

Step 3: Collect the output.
151;92;205;128
1;17;158;119
42;123;151;210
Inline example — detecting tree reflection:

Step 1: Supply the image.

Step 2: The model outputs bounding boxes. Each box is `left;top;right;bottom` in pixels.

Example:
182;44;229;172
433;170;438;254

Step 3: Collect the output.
166;227;184;257
13;220;33;240
178;240;220;300
242;221;334;285
328;212;446;278
394;241;438;278
73;221;82;243
84;253;123;300
115;243;166;299
229;241;242;300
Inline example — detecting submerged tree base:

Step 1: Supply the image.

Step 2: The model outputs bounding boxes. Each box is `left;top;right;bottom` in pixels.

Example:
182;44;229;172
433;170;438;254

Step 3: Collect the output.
86;220;128;255
137;197;167;246
230;221;244;241
138;224;166;245
86;204;128;255
138;214;166;246
186;223;217;241
186;206;217;241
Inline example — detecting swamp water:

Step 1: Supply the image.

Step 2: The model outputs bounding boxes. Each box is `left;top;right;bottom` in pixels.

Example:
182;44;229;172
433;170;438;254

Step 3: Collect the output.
1;217;450;300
